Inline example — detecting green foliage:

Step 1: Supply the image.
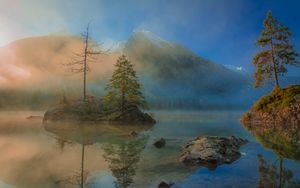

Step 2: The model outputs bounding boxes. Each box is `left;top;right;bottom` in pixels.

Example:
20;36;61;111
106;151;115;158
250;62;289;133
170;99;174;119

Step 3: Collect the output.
254;85;300;112
103;55;147;111
55;98;105;121
253;11;299;88
101;110;123;121
242;112;252;121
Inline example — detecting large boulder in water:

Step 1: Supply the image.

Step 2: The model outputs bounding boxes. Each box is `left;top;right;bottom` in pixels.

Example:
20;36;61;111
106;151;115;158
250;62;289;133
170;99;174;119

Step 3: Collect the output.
179;136;248;170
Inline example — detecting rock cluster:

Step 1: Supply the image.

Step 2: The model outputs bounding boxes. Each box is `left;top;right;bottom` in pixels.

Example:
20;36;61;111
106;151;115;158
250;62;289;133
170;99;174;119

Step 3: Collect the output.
179;136;248;169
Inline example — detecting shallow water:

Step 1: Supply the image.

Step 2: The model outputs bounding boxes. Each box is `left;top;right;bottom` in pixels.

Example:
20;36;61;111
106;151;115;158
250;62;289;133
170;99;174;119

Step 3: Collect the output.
0;110;299;188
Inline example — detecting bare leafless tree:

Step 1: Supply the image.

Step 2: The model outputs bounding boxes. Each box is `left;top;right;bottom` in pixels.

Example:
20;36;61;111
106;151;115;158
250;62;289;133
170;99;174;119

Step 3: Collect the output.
64;22;106;101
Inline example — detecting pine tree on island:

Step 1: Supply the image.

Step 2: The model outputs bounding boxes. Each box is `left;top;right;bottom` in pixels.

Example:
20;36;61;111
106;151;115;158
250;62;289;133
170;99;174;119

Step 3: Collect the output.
241;11;300;124
253;11;299;89
103;55;147;112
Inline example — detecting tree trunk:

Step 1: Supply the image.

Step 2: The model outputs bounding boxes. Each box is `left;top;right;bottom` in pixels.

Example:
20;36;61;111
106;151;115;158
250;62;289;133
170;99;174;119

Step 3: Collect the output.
81;144;85;188
270;39;280;89
83;26;89;101
279;158;283;188
274;69;280;88
121;90;125;112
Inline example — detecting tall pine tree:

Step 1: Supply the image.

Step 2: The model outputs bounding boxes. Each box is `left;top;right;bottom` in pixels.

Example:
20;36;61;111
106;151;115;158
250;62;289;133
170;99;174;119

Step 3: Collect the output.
103;55;146;111
253;11;299;88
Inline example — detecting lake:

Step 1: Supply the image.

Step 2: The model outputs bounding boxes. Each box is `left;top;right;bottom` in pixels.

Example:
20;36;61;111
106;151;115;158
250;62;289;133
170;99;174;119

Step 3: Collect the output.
0;110;299;188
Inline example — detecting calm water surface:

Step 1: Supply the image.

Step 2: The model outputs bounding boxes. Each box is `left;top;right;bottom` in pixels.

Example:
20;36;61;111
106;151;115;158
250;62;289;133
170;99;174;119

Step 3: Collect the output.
0;110;299;188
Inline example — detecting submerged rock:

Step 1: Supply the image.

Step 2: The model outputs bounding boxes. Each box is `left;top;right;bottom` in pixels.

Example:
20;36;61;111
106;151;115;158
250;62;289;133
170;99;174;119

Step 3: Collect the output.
153;138;166;148
130;131;138;137
179;136;248;169
158;181;174;188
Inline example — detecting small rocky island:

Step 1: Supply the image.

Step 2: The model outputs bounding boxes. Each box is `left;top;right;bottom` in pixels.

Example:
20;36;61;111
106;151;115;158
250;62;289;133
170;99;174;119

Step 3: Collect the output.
179;136;248;169
44;55;156;125
241;85;300;125
43;102;155;125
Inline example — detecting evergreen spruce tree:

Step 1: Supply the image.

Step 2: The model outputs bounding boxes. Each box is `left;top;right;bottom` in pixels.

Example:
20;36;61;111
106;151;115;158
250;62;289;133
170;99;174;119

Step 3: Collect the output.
103;55;146;111
253;11;299;88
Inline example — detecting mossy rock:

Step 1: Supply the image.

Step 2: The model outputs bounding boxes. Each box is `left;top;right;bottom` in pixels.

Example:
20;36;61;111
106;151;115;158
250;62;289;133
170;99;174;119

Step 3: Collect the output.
254;85;300;112
241;85;300;124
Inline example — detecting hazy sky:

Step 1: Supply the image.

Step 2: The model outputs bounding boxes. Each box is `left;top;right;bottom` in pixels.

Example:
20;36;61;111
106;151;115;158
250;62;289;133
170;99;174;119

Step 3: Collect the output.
0;0;300;73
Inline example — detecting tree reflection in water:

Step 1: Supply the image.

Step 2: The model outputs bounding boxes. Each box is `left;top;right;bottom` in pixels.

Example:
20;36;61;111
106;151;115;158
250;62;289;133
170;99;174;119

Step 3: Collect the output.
44;123;152;188
243;122;300;188
102;135;148;188
55;143;92;188
257;155;300;188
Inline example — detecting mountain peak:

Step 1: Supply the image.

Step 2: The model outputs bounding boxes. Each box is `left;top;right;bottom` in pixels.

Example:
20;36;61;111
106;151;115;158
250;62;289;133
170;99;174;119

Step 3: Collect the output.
131;30;168;47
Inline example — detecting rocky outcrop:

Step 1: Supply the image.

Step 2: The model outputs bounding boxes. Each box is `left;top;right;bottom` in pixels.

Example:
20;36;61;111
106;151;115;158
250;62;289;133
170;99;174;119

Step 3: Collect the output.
43;103;156;125
179;136;248;169
43;107;71;122
107;105;156;125
241;87;300;161
241;102;300;125
241;86;300;125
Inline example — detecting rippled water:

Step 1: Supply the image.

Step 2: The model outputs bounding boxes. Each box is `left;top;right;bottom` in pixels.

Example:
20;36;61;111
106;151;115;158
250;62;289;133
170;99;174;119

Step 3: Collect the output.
0;110;299;188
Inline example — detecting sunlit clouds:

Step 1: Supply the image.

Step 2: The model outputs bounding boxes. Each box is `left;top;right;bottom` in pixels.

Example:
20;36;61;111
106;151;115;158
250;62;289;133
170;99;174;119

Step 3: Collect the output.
0;0;299;84
0;35;121;89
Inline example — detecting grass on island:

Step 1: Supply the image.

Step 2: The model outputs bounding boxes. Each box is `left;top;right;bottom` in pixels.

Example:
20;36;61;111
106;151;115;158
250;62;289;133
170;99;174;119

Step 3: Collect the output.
254;85;300;112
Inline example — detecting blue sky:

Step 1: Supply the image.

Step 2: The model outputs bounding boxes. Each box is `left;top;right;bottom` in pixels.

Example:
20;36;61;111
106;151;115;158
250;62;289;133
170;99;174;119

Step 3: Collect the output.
1;0;300;74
